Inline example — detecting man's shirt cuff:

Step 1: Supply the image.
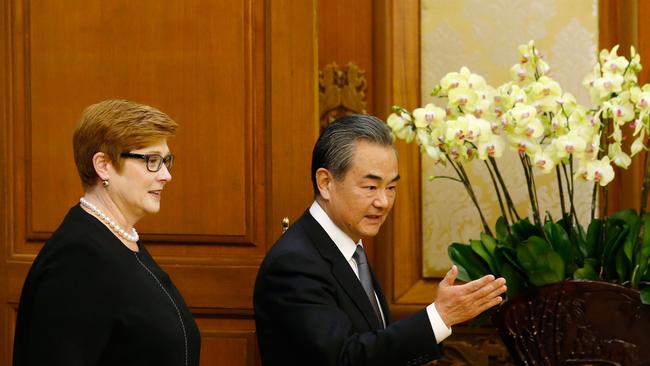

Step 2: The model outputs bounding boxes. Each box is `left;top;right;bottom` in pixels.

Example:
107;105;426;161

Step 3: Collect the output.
426;302;452;343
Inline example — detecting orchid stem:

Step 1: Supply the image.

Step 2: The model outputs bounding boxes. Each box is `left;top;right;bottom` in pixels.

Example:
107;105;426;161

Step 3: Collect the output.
520;153;541;228
526;154;542;225
431;175;464;184
489;157;521;221
447;156;492;236
556;165;568;221
569;156;580;228
561;162;575;229
484;160;509;229
591;182;598;222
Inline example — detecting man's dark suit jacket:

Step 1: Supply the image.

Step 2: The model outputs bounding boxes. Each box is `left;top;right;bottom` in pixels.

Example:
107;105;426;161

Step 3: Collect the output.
254;211;441;366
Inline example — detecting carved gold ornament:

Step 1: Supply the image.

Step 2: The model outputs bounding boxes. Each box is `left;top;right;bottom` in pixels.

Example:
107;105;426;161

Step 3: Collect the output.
318;62;367;130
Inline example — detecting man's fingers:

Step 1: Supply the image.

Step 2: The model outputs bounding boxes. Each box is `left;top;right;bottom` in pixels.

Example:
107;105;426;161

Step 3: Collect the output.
478;296;504;313
475;283;506;307
442;265;458;286
458;277;505;304
489;284;507;298
461;274;498;294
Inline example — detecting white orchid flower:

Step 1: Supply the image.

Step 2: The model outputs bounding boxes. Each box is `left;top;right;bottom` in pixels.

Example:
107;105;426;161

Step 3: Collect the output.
630;86;650;115
527;76;562;113
558;92;578;114
445;118;468;144
507;134;540;156
577;157;615;186
461;115;492;142
507;103;544;139
413;103;446;128
467;73;487;90
631;129;646;157
551;113;568;134
594;74;625;99
553;132;587;160
510;63;532;83
387;112;415;143
533;148;556;174
608;142;632;169
423;144;445;164
579;134;601;161
448;86;478;110
439;70;464;91
610;101;635;126
603;54;629;76
477;135;505;160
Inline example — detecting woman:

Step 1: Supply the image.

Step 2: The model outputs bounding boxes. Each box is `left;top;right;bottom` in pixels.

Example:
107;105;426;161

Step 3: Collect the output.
13;100;201;365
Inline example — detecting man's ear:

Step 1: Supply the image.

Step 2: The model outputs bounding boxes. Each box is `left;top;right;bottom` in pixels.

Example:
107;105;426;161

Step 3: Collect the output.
315;168;334;200
92;152;112;181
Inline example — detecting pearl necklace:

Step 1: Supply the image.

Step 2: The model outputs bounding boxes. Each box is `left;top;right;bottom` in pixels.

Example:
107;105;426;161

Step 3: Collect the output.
80;197;139;242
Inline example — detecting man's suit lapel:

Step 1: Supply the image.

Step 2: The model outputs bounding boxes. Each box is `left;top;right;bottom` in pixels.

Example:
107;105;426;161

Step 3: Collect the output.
300;212;384;330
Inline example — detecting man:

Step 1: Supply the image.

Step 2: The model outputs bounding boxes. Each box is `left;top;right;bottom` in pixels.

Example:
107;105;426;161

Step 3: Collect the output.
254;114;506;365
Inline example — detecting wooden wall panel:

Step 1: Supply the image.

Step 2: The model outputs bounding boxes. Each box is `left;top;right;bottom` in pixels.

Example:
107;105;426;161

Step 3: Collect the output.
13;0;265;245
195;317;257;366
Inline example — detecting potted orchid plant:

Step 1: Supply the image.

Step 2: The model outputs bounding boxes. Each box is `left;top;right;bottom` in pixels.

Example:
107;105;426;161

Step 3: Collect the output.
387;41;650;305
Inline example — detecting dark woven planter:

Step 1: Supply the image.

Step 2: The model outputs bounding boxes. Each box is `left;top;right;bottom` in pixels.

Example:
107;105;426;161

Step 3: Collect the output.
492;280;650;365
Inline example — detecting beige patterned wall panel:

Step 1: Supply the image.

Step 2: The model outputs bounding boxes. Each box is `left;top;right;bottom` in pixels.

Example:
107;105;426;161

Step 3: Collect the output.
421;0;599;277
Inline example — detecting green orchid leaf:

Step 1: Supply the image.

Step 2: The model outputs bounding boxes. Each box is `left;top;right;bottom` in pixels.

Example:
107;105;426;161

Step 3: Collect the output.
610;208;639;224
635;213;650;287
611;209;641;263
643;270;650;282
631;264;642;288
602;222;628;280
583;257;600;275
495;216;510;243
543;221;572;274
573;261;598;280
448;243;491;281
493;246;528;294
500;261;527;299
640;284;650;305
516;236;546;269
556;216;572;236
517;236;565;286
615;250;630;282
480;232;497;256
571;223;587;263
496;246;526;275
585;218;603;259
470;239;497;274
511;218;541;243
528;251;565;286
625;221;642;264
490;246;527;300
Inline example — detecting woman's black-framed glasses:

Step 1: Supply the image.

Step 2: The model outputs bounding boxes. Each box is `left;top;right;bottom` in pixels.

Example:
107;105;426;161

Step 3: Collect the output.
120;152;174;172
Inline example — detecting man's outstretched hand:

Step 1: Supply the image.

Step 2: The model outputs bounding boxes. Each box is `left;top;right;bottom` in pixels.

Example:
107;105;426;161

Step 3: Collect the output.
434;265;507;327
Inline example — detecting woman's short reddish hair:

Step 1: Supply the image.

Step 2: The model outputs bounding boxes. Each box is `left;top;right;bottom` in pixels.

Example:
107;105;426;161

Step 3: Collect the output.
73;99;178;188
